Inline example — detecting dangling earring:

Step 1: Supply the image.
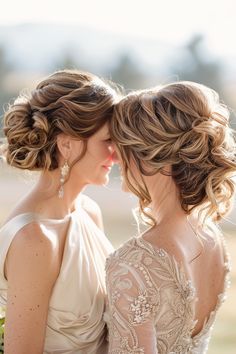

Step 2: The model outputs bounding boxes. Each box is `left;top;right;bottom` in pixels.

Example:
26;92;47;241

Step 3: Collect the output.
58;160;69;198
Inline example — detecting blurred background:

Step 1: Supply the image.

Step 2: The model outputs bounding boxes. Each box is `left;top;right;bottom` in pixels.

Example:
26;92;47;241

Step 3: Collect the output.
0;0;236;352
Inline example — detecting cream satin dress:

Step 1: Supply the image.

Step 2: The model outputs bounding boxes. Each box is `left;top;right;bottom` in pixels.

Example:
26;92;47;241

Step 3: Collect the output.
0;207;114;353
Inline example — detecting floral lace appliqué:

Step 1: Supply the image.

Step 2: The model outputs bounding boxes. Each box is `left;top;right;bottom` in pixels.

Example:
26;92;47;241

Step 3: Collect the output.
129;291;159;325
105;236;229;354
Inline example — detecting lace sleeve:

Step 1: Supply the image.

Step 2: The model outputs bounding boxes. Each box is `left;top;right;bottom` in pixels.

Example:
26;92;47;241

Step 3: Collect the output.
106;253;159;354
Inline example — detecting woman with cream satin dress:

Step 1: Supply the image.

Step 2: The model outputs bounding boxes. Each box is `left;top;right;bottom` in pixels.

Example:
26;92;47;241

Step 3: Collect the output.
0;70;118;354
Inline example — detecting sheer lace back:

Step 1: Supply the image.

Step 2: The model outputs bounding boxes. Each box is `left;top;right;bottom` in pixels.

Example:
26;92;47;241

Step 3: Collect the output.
105;236;230;354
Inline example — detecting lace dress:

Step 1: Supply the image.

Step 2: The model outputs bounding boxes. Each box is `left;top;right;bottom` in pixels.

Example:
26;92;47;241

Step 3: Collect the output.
105;236;230;354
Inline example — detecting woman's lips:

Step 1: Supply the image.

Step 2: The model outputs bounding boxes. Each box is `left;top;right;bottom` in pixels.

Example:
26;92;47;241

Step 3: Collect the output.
102;165;112;172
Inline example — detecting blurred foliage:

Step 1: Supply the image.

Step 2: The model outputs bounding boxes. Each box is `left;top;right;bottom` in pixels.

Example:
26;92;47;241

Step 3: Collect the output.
0;33;235;133
0;46;11;89
55;52;78;70
0;310;4;353
168;35;236;123
169;34;224;96
52;51;81;73
109;53;147;91
0;46;12;134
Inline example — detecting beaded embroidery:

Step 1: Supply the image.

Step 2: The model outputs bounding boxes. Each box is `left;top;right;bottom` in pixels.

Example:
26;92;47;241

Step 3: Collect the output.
105;236;230;354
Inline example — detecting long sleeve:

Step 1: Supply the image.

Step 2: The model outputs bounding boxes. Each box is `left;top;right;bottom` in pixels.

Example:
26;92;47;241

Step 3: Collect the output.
105;236;230;354
105;253;159;354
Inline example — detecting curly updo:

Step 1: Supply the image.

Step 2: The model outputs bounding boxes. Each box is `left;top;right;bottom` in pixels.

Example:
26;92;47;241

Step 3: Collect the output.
3;70;117;170
111;81;236;223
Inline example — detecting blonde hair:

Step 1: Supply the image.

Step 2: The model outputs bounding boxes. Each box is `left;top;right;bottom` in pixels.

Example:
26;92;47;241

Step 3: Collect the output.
3;70;117;170
111;81;236;225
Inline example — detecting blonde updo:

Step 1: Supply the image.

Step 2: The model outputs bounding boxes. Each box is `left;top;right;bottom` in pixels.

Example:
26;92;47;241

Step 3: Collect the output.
4;70;117;170
111;81;236;224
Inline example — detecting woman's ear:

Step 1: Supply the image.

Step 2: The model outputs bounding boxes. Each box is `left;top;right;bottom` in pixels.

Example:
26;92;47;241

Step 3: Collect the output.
56;134;72;160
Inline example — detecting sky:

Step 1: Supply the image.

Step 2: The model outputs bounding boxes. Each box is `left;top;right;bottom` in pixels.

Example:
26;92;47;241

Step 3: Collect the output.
0;0;235;58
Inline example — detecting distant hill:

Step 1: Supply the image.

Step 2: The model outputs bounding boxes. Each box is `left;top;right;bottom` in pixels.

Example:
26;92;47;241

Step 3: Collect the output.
0;23;173;75
0;23;235;108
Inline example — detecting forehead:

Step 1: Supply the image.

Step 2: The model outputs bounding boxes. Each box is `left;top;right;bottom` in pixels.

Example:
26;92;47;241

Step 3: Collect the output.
96;123;110;137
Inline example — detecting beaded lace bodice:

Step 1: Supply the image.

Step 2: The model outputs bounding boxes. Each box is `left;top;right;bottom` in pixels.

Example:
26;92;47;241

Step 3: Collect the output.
105;236;230;354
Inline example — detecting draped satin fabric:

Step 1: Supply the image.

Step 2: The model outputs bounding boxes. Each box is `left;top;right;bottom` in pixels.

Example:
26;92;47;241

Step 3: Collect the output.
0;207;114;354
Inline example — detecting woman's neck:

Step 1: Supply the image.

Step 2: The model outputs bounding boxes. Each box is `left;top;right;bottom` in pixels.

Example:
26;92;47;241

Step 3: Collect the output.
31;169;86;218
144;172;187;226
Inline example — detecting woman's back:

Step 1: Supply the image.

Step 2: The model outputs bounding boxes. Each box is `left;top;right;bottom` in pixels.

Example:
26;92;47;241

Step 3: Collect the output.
142;220;228;337
105;226;229;354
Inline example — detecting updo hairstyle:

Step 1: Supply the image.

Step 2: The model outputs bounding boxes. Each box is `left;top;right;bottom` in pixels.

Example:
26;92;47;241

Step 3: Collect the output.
3;70;117;170
111;81;236;224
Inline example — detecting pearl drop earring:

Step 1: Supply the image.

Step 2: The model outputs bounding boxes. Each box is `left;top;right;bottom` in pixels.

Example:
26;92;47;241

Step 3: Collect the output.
58;160;69;198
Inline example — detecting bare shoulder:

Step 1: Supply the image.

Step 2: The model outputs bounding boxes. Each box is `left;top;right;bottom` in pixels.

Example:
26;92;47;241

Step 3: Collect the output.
80;194;104;231
8;221;58;253
4;222;61;352
5;221;60;283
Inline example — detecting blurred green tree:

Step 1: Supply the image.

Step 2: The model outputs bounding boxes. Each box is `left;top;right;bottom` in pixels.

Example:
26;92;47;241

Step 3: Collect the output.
52;51;79;72
109;53;146;91
51;49;93;74
0;46;12;135
170;34;223;95
169;34;236;122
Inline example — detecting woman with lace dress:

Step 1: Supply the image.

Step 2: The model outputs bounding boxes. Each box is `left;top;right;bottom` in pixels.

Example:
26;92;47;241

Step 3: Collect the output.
0;70;118;353
105;82;236;353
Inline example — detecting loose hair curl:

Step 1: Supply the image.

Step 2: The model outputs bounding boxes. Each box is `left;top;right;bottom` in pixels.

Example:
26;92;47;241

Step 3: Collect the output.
111;81;236;224
4;70;117;170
